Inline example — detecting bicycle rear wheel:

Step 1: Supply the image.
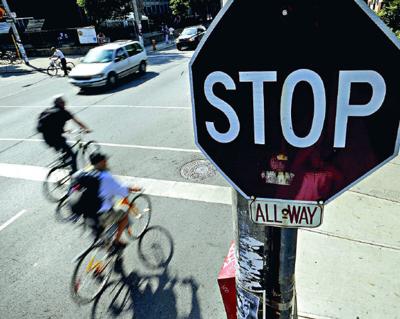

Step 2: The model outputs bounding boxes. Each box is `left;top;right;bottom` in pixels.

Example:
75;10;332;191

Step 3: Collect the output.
128;193;151;240
78;140;100;169
71;244;114;305
47;65;58;77
66;61;75;73
43;166;71;203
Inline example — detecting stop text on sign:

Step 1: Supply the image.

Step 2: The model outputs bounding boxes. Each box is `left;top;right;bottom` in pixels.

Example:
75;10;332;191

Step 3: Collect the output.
204;69;386;148
250;200;324;228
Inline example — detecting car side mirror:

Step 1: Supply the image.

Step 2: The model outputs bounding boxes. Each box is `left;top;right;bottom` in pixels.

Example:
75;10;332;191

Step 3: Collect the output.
115;56;122;62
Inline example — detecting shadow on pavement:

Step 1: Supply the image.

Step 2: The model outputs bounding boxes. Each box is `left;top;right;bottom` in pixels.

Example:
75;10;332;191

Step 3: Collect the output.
77;71;159;96
0;61;49;77
91;226;202;319
91;269;202;319
148;53;188;66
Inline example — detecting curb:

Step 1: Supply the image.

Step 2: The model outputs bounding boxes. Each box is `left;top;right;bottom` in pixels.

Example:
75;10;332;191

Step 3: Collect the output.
0;44;176;75
146;43;176;55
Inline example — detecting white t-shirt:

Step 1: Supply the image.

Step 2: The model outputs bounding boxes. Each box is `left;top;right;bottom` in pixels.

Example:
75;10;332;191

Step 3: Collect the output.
53;49;65;59
97;171;129;212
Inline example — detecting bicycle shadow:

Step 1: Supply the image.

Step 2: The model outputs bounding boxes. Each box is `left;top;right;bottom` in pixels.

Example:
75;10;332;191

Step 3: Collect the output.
91;268;202;319
91;226;202;319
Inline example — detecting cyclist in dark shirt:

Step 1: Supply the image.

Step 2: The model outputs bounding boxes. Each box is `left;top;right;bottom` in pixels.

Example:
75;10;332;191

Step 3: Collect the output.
40;95;91;172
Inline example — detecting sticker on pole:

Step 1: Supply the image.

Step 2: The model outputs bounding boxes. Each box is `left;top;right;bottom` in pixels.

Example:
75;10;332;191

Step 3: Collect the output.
250;200;323;228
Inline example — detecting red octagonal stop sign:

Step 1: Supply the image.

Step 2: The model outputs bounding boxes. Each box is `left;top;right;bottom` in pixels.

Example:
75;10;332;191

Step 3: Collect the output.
190;0;400;203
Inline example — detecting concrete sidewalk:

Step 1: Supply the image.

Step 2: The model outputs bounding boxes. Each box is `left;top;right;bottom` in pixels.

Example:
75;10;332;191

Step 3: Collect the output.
295;155;400;318
0;42;176;75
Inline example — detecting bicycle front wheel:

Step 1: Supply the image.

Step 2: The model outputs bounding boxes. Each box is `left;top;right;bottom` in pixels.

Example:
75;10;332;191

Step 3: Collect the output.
71;244;113;305
128;193;151;240
138;226;174;269
47;65;58;77
78;140;100;169
43;166;71;203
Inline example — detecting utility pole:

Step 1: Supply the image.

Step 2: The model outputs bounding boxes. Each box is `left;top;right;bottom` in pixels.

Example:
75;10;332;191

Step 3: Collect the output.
131;0;142;36
233;191;297;318
1;0;29;64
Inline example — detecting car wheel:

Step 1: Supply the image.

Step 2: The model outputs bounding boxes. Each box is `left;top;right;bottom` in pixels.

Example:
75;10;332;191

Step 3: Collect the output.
107;73;117;87
139;61;147;75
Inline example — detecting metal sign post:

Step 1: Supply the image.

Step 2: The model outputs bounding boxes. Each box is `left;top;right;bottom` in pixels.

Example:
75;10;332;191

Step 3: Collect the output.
1;0;29;64
233;190;298;318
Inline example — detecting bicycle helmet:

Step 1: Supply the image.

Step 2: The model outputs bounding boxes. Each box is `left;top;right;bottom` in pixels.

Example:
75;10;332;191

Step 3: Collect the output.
90;152;108;165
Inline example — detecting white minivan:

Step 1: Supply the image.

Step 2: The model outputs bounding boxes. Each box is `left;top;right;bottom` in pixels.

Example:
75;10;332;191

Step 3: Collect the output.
69;40;147;88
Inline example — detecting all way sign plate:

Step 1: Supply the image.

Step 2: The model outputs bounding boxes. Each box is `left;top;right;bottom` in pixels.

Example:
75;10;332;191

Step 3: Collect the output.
250;200;323;228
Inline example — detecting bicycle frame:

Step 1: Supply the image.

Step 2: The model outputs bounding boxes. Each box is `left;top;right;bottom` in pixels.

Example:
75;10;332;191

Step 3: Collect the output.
72;191;147;263
45;130;87;168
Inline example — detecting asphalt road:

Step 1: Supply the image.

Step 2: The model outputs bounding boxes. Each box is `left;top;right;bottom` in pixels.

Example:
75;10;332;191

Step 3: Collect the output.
1;47;400;319
0;48;233;319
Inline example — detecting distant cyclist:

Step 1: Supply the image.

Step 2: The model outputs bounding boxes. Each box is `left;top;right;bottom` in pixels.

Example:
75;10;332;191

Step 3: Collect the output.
37;95;91;172
50;47;68;76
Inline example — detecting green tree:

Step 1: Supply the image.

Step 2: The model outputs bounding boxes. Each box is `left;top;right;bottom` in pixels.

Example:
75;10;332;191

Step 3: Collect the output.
169;0;190;16
170;0;220;19
77;0;132;25
378;0;400;36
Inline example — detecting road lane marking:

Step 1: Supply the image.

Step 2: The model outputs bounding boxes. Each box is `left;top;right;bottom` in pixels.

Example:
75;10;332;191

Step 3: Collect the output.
0;162;398;251
0;210;27;232
97;142;200;153
0;105;191;109
0;138;200;153
0;163;231;205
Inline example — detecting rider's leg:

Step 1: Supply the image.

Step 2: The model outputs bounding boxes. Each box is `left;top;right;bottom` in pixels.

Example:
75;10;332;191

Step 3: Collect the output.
115;214;129;245
59;138;77;172
60;58;68;76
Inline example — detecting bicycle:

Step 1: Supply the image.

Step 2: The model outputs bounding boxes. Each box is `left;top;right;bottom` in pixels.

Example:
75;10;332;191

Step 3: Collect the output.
70;191;151;304
0;50;22;65
47;58;75;76
42;130;100;203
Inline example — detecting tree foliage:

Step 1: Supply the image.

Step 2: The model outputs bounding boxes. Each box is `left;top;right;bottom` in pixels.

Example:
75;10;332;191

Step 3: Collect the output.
378;0;400;36
77;0;132;25
169;0;190;16
169;0;220;18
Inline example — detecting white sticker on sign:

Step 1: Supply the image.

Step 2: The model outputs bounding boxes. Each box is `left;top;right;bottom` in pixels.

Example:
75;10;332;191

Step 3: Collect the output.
250;200;323;228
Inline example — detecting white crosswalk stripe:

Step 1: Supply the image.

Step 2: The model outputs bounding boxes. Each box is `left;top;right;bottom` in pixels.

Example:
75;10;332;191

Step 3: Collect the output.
0;163;231;205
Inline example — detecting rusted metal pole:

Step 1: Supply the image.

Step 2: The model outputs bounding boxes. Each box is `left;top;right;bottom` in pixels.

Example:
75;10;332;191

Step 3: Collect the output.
1;0;29;64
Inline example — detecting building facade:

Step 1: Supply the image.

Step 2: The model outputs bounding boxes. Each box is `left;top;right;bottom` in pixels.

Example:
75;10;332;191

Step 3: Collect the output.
143;0;170;17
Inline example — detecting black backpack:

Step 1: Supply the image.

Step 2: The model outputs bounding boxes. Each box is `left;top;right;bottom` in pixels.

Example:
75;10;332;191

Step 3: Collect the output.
37;107;60;134
68;170;102;219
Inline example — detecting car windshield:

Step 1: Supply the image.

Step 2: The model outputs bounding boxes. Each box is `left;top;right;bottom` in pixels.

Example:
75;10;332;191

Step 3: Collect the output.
182;28;197;36
82;49;114;63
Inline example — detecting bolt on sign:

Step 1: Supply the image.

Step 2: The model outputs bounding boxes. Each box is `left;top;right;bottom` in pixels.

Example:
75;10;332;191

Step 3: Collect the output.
190;0;400;206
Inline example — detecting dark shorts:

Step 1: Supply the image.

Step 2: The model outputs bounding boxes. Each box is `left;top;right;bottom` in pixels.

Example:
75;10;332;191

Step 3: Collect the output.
43;133;65;149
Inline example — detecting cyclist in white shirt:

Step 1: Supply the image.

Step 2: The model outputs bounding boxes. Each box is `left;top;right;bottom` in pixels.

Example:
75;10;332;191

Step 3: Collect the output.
90;152;141;249
50;47;68;76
